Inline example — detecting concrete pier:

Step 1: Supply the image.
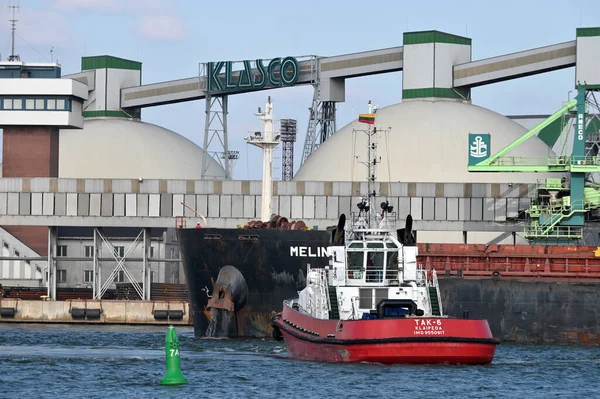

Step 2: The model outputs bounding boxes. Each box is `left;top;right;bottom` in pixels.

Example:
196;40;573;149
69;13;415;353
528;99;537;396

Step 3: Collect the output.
0;298;190;325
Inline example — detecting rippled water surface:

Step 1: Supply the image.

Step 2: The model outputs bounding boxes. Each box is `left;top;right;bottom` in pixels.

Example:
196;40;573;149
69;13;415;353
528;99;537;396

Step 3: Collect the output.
0;324;598;398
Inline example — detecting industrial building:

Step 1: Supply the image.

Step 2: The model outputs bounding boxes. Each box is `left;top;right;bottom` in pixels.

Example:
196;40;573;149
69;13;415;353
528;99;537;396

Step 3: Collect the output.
0;28;599;298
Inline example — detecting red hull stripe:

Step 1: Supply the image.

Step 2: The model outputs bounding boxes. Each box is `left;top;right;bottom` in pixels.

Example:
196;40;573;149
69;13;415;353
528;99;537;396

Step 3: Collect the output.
275;321;500;345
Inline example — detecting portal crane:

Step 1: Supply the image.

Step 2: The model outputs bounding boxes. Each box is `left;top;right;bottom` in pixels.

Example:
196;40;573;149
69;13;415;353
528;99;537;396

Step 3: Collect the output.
468;86;600;245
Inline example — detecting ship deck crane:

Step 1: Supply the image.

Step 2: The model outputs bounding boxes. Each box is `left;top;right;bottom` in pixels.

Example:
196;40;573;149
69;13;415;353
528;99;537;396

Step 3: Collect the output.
468;86;600;245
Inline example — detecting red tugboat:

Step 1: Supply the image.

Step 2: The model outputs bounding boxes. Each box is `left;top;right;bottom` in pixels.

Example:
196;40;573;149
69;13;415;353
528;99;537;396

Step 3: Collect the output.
272;102;499;364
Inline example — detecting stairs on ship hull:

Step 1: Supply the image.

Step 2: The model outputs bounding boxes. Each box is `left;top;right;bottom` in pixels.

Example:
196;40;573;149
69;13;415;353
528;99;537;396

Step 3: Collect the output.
328;286;339;319
428;286;441;316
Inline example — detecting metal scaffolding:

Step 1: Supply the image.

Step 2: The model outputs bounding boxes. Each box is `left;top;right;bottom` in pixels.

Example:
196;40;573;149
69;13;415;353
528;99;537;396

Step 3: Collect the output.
301;85;336;165
46;226;57;299
93;228;152;300
201;95;233;179
280;119;297;181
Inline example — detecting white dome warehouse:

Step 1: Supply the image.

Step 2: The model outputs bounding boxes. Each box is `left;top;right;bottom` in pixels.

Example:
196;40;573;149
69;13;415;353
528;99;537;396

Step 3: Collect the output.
295;100;557;183
58;118;226;179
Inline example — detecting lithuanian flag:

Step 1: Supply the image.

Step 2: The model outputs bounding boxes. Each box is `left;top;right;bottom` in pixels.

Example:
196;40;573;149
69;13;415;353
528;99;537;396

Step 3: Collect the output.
358;113;375;124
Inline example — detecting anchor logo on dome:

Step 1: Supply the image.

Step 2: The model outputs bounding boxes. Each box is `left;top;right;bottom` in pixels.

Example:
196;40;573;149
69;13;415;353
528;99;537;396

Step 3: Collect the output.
470;136;488;158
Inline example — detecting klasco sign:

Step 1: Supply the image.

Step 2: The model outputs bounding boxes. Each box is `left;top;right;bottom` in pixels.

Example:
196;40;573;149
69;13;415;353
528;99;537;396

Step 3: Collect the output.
206;57;300;92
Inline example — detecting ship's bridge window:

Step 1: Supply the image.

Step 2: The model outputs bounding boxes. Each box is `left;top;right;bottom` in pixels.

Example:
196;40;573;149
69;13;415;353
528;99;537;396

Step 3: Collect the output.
366;251;384;268
348;242;363;248
366;245;384;283
386;242;398;248
387;252;399;268
347;250;364;269
386;252;399;280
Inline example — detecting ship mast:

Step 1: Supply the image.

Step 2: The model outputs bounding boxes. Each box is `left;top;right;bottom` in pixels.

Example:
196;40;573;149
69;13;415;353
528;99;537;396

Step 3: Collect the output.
366;101;378;228
245;96;280;222
354;101;380;228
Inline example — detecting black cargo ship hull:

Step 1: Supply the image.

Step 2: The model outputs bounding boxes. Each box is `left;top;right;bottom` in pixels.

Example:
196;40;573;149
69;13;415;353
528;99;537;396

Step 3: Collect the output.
440;278;600;344
177;227;331;337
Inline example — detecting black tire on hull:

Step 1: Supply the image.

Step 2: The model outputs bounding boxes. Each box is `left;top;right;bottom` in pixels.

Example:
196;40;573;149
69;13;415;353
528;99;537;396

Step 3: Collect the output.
272;326;283;341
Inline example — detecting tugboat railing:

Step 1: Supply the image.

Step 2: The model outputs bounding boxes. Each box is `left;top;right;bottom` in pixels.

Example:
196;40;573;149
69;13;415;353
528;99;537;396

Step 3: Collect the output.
344;268;429;287
432;269;443;316
323;268;332;313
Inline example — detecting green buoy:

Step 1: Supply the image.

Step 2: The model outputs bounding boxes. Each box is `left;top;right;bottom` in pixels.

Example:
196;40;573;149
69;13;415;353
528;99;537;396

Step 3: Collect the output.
160;325;188;386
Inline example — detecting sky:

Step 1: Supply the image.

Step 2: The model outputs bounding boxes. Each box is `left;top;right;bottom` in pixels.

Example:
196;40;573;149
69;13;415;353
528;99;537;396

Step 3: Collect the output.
1;0;599;180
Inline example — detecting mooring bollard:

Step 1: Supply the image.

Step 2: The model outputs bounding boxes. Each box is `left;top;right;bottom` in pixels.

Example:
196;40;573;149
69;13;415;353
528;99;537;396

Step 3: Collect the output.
160;325;188;386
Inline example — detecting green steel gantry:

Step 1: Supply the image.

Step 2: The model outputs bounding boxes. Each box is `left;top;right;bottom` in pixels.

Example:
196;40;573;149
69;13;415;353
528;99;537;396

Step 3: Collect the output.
468;87;600;244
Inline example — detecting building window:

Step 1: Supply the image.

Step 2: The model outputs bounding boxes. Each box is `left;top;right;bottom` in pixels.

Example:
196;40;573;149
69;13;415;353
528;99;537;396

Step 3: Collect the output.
14;250;19;258
114;270;125;283
84;270;93;283
150;246;155;258
57;269;67;283
84;246;94;258
0;97;72;111
113;246;125;258
57;245;67;257
3;242;9;250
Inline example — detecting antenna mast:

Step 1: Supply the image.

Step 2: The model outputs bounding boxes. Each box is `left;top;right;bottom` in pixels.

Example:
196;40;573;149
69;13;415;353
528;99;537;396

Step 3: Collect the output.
245;96;281;222
367;101;377;213
355;101;381;227
353;100;394;232
8;0;20;61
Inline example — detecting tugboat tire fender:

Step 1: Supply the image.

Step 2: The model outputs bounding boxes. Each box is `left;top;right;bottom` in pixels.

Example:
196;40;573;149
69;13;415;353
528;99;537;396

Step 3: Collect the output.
272;326;283;341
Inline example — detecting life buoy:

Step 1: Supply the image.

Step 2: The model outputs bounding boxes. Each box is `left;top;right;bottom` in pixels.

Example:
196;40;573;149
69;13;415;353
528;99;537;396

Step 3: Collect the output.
492;270;501;278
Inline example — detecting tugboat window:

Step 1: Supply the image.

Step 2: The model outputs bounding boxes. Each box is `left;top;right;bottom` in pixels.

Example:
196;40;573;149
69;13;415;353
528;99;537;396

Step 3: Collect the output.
386;252;399;280
366;251;384;282
347;251;364;276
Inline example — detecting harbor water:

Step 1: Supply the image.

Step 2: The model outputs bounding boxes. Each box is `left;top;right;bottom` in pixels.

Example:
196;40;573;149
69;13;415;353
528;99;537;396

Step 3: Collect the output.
0;324;598;398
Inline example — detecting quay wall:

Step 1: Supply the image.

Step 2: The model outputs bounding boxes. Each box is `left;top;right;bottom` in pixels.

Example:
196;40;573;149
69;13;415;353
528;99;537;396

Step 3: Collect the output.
0;298;190;325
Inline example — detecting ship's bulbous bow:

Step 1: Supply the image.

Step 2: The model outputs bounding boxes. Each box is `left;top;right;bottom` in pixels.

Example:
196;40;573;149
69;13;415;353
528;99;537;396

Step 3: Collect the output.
207;265;249;312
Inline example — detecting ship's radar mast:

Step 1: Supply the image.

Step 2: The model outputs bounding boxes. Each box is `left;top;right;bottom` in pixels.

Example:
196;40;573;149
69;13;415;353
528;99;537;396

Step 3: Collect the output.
351;101;394;234
245;96;280;222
